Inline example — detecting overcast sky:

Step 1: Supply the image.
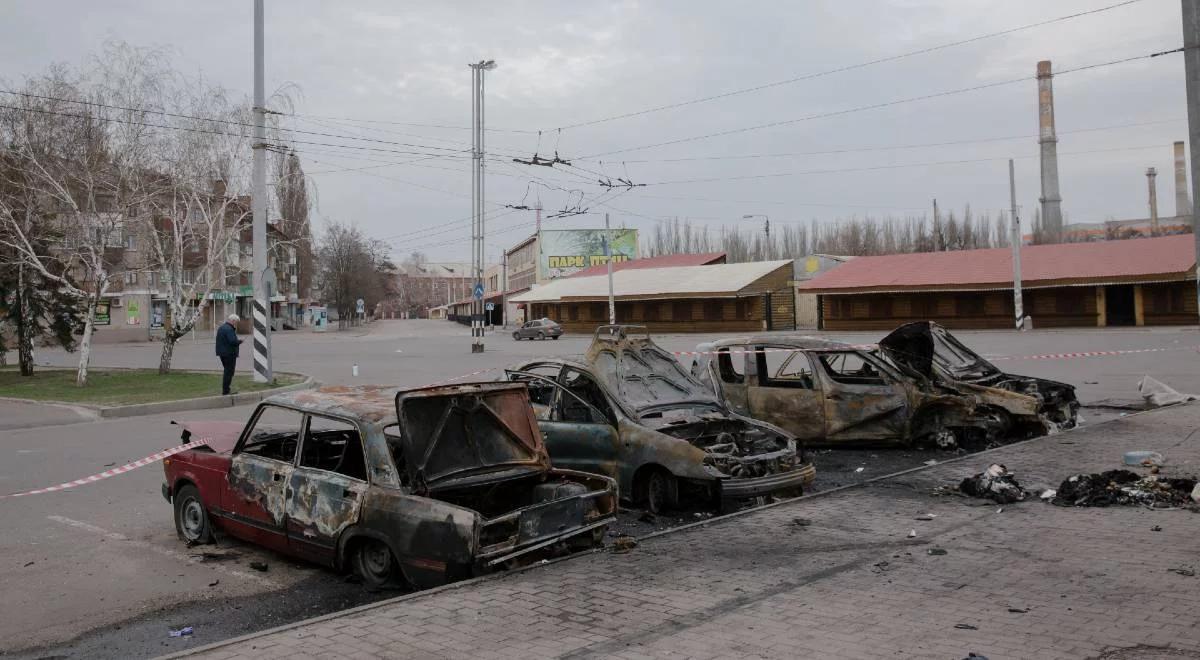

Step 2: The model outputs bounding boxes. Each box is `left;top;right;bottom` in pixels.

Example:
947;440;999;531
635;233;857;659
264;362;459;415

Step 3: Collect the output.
0;0;1188;261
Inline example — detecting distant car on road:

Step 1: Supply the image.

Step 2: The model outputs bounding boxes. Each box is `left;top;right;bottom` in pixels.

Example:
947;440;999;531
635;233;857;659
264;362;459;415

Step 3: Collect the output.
690;322;1078;449
503;325;815;513
162;383;616;590
513;318;563;341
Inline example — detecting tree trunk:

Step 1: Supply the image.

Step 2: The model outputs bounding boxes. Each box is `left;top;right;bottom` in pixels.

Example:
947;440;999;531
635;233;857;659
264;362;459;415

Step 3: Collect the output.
158;332;176;375
75;305;95;387
15;265;34;377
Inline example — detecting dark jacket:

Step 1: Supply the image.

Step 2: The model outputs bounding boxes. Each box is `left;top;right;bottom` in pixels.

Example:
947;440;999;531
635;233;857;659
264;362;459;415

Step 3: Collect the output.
216;322;242;358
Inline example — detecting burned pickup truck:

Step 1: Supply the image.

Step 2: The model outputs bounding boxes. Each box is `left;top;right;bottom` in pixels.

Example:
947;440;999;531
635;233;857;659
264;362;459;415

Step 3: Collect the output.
691;322;1078;449
504;325;815;513
162;383;615;589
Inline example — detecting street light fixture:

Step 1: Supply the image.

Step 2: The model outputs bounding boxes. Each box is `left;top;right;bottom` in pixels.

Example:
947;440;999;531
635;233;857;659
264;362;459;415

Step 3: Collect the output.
742;214;770;239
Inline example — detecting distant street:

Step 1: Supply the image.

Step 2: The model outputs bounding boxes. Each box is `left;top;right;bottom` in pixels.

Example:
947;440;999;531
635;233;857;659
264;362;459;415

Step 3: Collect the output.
1;319;1198;657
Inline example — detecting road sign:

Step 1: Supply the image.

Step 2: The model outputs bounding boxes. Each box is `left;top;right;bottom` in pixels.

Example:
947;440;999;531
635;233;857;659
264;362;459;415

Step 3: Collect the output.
485;302;495;311
473;283;485;300
356;298;365;314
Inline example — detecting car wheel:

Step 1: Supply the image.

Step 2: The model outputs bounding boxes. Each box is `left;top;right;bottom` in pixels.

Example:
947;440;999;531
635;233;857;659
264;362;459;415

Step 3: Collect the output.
928;428;958;450
551;335;559;340
173;484;213;545
643;469;679;514
537;331;546;340
353;538;400;589
512;332;521;340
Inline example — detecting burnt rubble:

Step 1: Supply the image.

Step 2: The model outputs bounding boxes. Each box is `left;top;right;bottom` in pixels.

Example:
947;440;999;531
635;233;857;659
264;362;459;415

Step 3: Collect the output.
1052;470;1198;508
957;464;1027;504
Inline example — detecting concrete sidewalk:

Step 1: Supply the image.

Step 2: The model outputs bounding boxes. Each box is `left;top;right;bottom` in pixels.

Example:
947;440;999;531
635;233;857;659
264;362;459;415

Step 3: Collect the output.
169;404;1200;660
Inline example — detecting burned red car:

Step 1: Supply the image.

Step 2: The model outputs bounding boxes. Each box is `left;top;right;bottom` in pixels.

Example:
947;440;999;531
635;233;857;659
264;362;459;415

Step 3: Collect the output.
162;383;616;589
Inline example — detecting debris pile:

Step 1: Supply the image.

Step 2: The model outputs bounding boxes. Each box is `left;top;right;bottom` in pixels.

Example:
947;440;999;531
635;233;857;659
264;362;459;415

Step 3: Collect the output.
1052;470;1198;508
1138;376;1199;408
957;464;1027;504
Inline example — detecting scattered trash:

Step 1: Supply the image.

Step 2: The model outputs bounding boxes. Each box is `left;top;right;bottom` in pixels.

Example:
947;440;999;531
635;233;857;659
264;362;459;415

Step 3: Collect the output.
872;560;891;573
914;513;937;521
958;464;1027;504
1138;376;1198;408
1192;483;1200;504
1151;525;1163;532
928;548;948;556
168;627;194;637
1083;380;1099;385
612;535;638;554
1007;607;1029;613
923;459;939;467
791;517;812;527
1168;567;1195;577
855;467;865;473
1053;470;1198;508
907;529;917;538
23;561;34;567
248;561;269;572
1123;451;1164;467
953;623;978;630
1040;489;1056;501
996;507;1004;514
961;653;989;660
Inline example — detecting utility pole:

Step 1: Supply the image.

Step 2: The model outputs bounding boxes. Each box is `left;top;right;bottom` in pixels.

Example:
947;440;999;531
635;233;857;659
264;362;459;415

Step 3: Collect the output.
251;0;272;383
501;249;508;328
1185;1;1200;325
468;59;495;353
932;198;941;251
1147;167;1160;236
1009;160;1026;332
605;212;615;325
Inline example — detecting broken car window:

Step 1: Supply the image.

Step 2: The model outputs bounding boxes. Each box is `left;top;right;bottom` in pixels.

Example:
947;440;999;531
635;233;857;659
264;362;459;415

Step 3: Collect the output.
240;405;303;463
717;347;745;384
300;415;368;481
508;364;561;406
758;349;815;389
560;368;616;424
383;424;409;487
818;352;889;386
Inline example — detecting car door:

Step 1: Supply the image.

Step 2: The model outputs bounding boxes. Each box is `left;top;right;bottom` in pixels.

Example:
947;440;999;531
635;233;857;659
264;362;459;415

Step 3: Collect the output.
813;350;909;442
285;413;370;565
508;369;621;480
506;362;564;418
521;321;538;339
745;346;826;441
223;404;302;552
710;346;751;415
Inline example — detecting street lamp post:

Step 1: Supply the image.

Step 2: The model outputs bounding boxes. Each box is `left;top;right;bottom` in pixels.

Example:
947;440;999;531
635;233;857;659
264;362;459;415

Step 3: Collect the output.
468;59;496;353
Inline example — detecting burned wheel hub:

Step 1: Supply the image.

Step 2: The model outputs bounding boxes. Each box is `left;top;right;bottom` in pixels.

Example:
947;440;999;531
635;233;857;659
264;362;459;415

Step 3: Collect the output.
180;498;206;542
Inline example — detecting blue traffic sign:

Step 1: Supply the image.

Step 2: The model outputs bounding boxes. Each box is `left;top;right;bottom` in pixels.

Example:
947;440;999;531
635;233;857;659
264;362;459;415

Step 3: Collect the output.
473;283;485;300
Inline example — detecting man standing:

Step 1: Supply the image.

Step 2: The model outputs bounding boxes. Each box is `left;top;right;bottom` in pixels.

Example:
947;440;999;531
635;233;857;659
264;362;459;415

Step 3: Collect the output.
216;314;243;396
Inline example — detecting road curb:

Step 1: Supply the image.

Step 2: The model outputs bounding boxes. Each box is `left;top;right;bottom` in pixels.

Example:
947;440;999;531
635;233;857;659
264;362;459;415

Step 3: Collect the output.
0;371;316;420
155;401;1192;659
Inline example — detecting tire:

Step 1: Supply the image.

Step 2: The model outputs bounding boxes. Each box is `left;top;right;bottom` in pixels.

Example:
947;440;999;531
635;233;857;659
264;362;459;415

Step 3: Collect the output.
551;335;559;340
537;331;546;340
512;332;521;340
173;484;213;545
353;538;401;589
642;469;679;514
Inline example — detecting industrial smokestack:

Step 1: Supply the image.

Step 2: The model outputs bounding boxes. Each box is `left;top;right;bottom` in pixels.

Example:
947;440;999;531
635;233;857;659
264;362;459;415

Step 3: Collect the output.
1037;61;1064;242
1174;141;1191;218
1147;167;1160;236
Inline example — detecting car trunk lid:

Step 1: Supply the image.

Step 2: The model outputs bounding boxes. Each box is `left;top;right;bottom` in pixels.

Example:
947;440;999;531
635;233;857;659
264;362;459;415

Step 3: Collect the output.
586;325;723;414
879;321;1003;384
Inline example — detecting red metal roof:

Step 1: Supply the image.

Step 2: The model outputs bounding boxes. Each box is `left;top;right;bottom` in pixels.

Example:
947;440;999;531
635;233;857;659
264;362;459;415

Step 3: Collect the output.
797;234;1197;293
568;252;727;278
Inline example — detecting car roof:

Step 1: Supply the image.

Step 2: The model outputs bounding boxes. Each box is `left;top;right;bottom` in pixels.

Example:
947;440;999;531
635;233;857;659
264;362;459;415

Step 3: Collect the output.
263;385;402;424
703;335;865;351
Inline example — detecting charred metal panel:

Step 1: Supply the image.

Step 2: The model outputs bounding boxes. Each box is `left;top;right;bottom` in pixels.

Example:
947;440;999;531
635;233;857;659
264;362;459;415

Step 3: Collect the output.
226;454;290;529
285;468;367;562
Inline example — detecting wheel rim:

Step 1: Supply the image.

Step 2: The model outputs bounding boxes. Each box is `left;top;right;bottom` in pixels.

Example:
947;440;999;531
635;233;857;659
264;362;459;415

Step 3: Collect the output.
359;542;392;579
647;473;670;512
180;498;205;541
537;332;545;340
932;429;957;449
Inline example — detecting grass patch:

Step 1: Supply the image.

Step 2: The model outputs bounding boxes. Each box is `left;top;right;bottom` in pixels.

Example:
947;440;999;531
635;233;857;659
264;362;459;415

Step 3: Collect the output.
0;367;302;406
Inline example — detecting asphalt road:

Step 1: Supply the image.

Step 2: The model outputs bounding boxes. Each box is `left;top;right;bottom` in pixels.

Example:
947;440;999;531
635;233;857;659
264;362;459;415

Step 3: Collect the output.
1;319;1198;657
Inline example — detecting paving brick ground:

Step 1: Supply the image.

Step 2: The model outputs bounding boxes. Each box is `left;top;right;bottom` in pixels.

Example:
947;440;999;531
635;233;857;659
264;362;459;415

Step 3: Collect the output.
170;404;1200;660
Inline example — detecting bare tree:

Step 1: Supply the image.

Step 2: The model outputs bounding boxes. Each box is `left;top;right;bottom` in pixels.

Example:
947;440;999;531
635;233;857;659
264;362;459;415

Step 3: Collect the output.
317;221;388;329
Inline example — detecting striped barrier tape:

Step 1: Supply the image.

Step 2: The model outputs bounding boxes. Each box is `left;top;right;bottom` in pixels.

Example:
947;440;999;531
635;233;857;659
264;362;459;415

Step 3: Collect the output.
671;345;1200;362
0;366;504;500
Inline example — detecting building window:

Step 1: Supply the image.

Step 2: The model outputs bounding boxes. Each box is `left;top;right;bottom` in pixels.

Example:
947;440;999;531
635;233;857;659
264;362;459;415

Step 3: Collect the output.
703;300;723;321
956;294;986;317
124;271;138;285
644;302;659;322
673;301;692;322
735;299;749;320
1150;287;1185;314
568;304;579;321
828;298;852;319
868;297;893;319
182;270;196;285
910;296;938;318
1055;290;1087;315
589;302;605;321
616;303;631;323
124;234;137;250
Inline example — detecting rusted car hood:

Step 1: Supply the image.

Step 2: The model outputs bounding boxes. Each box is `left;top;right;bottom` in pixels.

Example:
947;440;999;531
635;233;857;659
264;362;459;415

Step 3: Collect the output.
395;383;551;494
171;420;244;453
586;326;723;414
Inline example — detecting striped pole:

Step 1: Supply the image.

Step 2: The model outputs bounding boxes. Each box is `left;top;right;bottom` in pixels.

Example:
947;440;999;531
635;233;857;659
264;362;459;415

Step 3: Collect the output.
251;0;272;382
252;298;271;382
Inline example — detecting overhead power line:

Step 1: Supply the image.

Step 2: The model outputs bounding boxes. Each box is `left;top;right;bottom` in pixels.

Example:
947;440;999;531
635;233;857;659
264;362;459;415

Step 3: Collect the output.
549;0;1146;132
579;47;1186;159
288;111;538;134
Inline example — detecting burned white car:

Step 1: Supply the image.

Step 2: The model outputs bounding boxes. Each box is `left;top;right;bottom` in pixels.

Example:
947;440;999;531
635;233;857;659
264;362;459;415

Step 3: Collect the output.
504;326;815;513
691;321;1078;449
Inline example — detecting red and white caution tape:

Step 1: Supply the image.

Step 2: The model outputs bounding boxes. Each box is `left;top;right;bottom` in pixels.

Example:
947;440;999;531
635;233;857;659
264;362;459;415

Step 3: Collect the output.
991;346;1200;362
0;438;211;499
0;366;505;501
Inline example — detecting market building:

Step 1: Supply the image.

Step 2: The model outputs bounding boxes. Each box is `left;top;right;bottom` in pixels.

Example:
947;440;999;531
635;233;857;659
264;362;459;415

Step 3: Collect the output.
508;259;796;333
797;234;1198;330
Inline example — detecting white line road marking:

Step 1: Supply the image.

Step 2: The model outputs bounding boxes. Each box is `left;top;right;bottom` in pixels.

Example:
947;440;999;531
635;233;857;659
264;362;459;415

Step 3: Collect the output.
46;515;281;587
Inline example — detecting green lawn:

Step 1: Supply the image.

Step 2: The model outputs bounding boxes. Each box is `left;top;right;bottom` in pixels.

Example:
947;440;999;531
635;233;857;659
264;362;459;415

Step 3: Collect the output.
0;367;301;406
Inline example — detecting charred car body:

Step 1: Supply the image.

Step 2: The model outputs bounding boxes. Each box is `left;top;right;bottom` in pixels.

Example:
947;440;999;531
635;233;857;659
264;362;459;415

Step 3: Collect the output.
503;325;815;513
162;383;616;589
691;322;1078;448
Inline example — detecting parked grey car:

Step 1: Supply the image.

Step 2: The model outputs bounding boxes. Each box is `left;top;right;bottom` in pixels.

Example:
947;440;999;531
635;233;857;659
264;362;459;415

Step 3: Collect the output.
513;318;563;341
